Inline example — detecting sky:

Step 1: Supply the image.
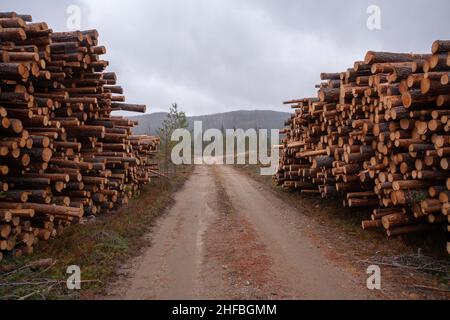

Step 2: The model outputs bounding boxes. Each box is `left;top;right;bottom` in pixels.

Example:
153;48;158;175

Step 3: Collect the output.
2;0;450;116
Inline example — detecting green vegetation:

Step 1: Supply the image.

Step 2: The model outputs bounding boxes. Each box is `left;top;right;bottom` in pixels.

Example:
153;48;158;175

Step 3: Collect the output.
234;163;448;259
0;166;193;300
156;103;188;175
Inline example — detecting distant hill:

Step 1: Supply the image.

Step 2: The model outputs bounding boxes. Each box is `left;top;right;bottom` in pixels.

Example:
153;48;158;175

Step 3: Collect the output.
129;110;291;135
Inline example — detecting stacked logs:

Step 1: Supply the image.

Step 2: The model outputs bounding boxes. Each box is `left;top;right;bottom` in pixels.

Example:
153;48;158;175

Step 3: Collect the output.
275;40;450;254
0;12;160;262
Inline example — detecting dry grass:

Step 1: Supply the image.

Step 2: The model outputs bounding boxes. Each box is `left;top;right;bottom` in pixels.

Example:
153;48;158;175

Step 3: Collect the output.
235;164;447;257
234;164;450;299
0;166;193;300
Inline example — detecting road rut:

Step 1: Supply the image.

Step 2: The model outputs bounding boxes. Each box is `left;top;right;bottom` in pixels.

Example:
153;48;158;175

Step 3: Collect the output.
108;165;376;300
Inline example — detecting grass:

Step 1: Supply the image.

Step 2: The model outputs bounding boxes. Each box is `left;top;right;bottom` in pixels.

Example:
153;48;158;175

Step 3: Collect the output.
0;165;193;300
234;164;449;259
234;164;450;298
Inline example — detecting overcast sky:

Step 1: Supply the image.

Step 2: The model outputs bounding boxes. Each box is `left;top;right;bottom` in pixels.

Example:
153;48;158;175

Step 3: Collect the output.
2;0;450;115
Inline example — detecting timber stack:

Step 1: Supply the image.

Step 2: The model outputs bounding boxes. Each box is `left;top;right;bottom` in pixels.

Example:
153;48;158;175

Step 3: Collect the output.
0;12;160;262
275;40;450;254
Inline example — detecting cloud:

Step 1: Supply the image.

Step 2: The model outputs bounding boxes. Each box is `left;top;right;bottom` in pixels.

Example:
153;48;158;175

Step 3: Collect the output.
2;0;450;115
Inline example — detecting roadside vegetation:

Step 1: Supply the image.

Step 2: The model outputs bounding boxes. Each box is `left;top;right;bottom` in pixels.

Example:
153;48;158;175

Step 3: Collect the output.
0;166;193;300
0;104;193;300
234;163;450;299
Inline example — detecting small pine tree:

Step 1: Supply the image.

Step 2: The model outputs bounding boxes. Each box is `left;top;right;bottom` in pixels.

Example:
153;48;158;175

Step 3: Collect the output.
156;103;188;175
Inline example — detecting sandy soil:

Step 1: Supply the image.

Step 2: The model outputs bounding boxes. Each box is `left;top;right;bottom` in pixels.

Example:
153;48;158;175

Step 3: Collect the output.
106;165;385;300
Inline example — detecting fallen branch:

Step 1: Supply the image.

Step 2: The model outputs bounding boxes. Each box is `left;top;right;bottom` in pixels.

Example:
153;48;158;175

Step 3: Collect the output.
357;252;450;274
0;279;102;287
1;259;55;278
413;284;450;293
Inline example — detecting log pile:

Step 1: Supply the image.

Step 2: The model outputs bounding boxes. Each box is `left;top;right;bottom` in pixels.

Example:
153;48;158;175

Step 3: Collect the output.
275;40;450;254
0;12;160;262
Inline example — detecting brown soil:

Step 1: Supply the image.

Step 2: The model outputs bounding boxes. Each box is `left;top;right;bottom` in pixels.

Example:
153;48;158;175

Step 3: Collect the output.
105;165;449;300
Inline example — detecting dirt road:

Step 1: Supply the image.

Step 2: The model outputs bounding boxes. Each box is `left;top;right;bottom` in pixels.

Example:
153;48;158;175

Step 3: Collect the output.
109;165;378;300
